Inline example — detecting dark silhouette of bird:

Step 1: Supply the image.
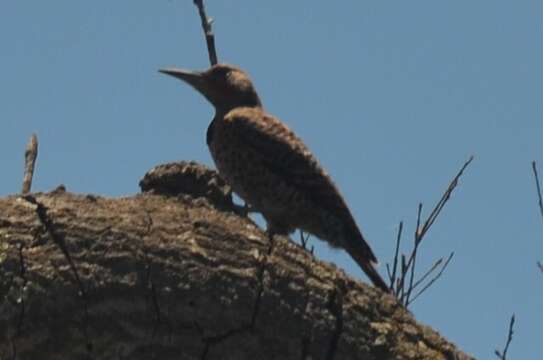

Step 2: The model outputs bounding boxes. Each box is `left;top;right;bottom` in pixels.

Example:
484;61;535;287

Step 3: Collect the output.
159;64;389;292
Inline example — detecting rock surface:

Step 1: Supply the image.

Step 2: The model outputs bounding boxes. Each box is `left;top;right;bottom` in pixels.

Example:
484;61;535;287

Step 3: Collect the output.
0;163;474;359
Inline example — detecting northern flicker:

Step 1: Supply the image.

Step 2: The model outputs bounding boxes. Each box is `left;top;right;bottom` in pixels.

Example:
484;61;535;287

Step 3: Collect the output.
160;64;389;292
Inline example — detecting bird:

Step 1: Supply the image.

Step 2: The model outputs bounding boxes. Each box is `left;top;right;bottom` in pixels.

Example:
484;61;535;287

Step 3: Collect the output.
159;64;389;292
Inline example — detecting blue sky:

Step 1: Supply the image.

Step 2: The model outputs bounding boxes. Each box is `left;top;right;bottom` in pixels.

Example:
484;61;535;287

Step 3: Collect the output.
1;1;542;358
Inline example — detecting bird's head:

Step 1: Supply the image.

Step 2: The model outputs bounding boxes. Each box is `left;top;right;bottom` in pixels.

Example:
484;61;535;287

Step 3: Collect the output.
159;64;262;114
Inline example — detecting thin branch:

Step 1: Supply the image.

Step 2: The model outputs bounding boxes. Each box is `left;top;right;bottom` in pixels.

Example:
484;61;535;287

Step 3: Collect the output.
398;254;407;300
495;314;515;360
22;134;38;194
415;202;423;244
408;252;454;306
193;0;218;66
388;221;403;290
418;156;474;239
531;162;543;273
411;256;444;290
532;161;543;221
393;156;473;306
405;203;423;304
386;264;392;280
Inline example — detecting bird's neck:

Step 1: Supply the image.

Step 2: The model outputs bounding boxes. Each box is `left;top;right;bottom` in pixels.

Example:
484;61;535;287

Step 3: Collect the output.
214;103;263;118
213;90;263;117
209;103;263;146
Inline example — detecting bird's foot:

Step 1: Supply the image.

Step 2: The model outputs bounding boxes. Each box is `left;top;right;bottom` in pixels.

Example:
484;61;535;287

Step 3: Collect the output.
232;202;255;217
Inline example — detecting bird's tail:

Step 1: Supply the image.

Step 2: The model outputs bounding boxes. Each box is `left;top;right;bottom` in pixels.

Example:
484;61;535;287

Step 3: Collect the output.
347;246;390;293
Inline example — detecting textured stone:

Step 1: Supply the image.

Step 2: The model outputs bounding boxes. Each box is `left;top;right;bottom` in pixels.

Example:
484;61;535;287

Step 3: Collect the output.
0;186;474;359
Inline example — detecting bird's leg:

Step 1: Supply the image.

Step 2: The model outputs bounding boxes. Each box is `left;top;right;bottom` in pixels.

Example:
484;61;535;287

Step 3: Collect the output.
243;201;253;216
232;201;255;217
265;223;286;251
299;230;314;255
265;228;276;244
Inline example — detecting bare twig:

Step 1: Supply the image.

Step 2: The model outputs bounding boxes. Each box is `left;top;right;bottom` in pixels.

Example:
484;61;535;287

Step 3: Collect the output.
387;156;473;307
412;257;445;290
22;134;38;194
399;254;407;300
532;162;543;273
404;203;423;304
418;156;474;240
193;0;218;66
388;221;403;289
495;314;515;360
532;161;543;221
409;252;454;305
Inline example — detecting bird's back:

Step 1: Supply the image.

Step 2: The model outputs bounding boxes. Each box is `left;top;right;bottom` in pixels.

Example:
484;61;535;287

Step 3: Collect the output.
208;107;377;264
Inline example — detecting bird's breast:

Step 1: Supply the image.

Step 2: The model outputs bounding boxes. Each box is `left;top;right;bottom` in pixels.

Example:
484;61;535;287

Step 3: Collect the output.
206;119;216;146
207;120;244;190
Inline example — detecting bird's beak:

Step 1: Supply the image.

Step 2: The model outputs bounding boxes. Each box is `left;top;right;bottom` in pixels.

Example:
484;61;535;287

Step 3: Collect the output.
159;67;221;107
159;68;206;90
